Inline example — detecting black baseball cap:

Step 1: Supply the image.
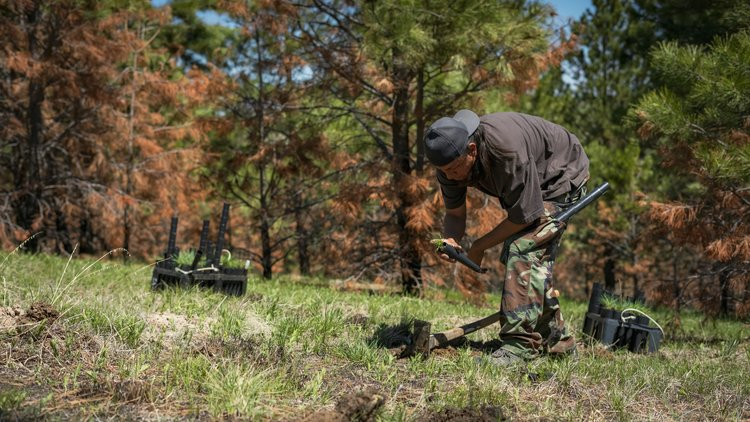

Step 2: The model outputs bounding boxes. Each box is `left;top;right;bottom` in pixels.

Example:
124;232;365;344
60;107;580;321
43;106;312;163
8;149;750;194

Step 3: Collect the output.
424;110;480;166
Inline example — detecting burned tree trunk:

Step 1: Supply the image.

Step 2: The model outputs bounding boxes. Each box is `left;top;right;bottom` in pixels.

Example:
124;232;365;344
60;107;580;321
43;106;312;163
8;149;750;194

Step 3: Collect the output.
392;57;421;295
13;6;46;251
295;195;310;275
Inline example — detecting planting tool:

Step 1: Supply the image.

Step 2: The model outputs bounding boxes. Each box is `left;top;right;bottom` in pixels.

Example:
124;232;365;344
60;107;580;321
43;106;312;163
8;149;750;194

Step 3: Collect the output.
150;203;248;296
167;216;179;257
430;182;610;275
431;239;488;273
199;219;210;256
406;182;610;358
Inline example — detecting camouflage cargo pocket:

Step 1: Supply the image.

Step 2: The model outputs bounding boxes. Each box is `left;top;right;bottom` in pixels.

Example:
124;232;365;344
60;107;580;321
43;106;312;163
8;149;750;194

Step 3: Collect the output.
500;203;563;264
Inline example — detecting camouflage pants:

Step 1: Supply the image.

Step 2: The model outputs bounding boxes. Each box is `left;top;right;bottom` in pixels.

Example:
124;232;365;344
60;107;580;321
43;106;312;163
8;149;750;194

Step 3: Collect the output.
498;187;586;359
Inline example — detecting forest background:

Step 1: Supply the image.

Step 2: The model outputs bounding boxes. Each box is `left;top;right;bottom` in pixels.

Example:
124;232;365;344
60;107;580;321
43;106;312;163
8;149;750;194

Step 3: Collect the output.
1;0;749;320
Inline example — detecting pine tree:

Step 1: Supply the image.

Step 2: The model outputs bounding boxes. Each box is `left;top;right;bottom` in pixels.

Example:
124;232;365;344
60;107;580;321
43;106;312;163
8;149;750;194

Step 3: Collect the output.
111;7;224;259
635;0;749;45
563;0;658;295
0;0;222;257
634;31;750;316
298;0;566;294
156;0;235;68
521;0;750;308
201;1;354;279
0;0;134;252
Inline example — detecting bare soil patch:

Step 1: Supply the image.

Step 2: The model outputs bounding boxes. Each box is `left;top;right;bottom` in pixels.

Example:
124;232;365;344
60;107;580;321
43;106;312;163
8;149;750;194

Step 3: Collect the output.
23;302;59;323
246;293;264;302
300;387;385;422
1;301;59;334
417;406;505;421
143;312;213;345
0;306;24;331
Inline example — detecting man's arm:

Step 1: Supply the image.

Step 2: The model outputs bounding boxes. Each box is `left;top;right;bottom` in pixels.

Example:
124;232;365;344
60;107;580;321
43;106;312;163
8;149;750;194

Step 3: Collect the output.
467;218;532;266
443;204;467;241
438;204;467;262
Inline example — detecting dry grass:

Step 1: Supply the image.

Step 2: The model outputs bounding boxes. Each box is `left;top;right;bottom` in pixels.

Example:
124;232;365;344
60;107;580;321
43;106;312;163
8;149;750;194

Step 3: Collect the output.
0;251;748;421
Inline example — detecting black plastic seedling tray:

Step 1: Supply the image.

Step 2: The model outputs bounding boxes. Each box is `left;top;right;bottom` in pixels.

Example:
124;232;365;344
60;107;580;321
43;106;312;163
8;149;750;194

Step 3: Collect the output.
150;203;248;296
582;283;663;353
191;267;247;297
150;262;191;290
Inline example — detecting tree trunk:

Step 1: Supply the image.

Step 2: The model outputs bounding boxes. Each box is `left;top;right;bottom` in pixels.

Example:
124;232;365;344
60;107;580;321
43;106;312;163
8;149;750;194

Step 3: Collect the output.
719;268;731;316
632;255;642;301
415;69;425;175
256;27;272;280
123;24;140;262
295;195;310;275
16;79;44;245
391;56;421;295
260;216;273;279
123;203;131;258
603;254;616;292
15;6;45;251
672;251;682;328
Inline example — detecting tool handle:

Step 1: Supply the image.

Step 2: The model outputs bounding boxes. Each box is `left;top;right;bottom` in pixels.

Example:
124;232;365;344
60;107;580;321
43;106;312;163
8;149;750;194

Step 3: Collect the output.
199;220;210;256
554;182;610;223
439;242;488;273
431;311;503;348
166;216;178;258
213;203;230;265
190;249;203;271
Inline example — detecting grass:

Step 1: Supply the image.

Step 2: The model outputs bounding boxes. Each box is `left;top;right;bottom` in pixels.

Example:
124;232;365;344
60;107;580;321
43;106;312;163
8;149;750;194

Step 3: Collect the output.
0;251;748;420
600;294;654;315
173;249;197;267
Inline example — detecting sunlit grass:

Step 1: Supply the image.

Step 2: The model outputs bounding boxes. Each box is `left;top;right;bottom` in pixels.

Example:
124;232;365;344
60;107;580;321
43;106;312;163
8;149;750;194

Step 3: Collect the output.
0;251;748;420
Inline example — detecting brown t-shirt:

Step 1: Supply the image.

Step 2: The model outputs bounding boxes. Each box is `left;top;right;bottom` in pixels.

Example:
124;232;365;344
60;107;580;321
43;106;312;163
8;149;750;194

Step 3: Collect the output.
437;112;590;224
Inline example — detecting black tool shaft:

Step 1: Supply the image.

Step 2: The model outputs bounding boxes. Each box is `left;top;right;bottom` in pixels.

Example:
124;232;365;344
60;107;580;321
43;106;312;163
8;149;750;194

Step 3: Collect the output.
190;249;203;271
199;220;210;255
167;216;178;257
214;203;230;264
441;243;487;273
554;182;610;223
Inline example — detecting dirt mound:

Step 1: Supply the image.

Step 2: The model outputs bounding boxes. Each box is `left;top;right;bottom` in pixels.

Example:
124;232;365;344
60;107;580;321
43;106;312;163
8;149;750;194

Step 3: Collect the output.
301;387;385;422
430;346;461;357
23;301;59;323
417;406;505;422
0;306;25;331
0;302;59;333
142;312;214;346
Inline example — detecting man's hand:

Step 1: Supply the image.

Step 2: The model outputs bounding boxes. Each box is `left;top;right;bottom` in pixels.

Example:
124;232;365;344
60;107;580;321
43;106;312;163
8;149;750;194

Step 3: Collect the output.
437;238;462;263
467;244;485;268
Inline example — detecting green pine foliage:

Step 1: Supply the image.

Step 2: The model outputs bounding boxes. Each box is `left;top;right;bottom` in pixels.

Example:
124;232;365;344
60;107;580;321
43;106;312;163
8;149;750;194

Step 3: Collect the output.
518;0;750;306
518;0;662;294
633;29;750;315
156;0;235;68
635;31;750;188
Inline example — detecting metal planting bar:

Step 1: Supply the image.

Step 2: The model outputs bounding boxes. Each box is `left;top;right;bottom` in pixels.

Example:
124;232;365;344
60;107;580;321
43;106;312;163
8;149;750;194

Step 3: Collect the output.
199;220;210;255
190;249;203;271
214;203;230;265
205;241;214;266
166;216;178;258
439;242;488;273
554;182;610;223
